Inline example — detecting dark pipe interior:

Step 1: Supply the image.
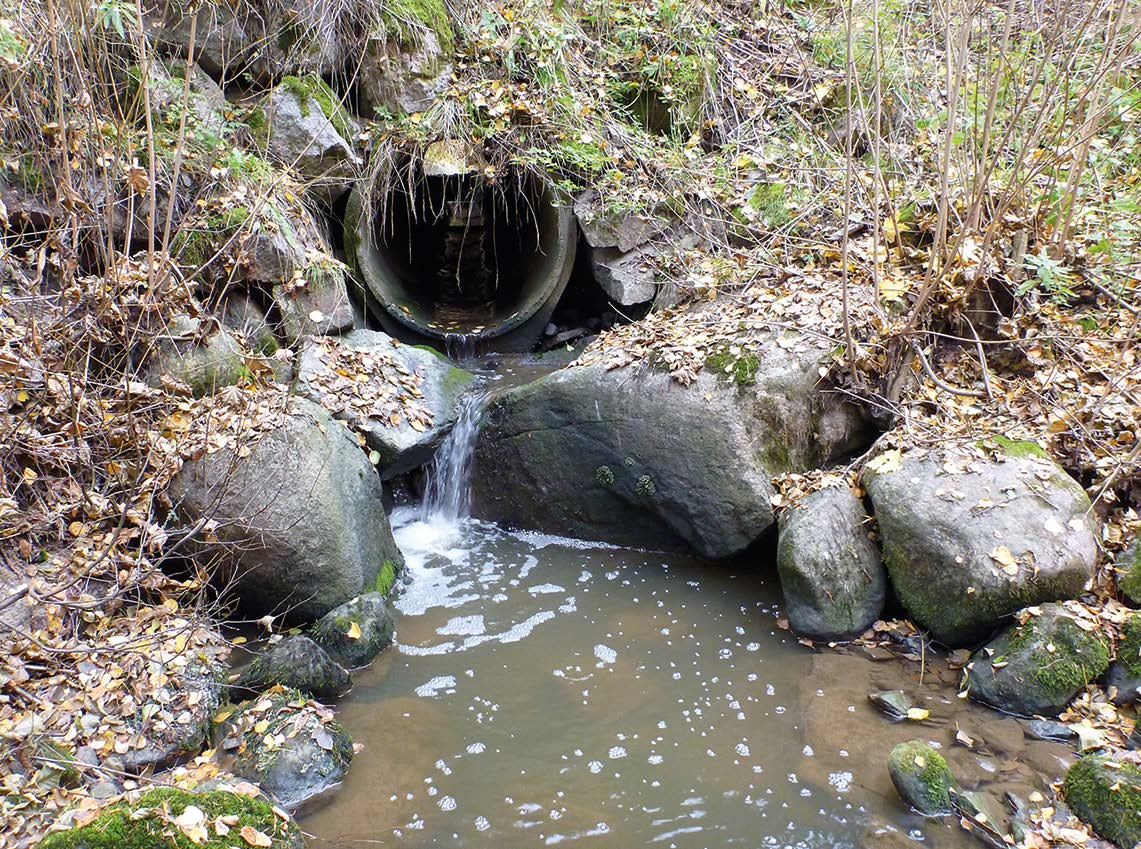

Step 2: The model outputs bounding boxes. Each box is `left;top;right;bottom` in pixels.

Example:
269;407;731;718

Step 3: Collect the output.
374;171;548;337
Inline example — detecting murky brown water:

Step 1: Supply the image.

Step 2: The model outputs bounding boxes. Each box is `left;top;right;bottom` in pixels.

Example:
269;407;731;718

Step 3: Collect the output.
300;511;1072;849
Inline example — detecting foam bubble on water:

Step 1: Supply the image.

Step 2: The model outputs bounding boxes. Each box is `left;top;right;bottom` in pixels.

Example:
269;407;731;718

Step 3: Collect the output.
466;742;486;754
648;754;664;765
802;745;814;757
529;583;565;595
828;772;853;793
609;746;627;759
735;742;750;757
594;644;617;665
475;816;490;831
438;795;456;811
588;760;603;774
416;676;457;698
438;615;486;636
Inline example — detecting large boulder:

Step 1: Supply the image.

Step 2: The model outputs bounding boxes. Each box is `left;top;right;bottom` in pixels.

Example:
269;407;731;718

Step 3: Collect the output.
218;691;353;813
168;396;403;620
310;592;396;669
472;334;870;557
863;446;1098;646
40;787;305;849
297;330;474;478
233;635;351;701
962;603;1109;717
1064;755;1141;848
776;485;886;641
258;75;361;202
358;4;454;116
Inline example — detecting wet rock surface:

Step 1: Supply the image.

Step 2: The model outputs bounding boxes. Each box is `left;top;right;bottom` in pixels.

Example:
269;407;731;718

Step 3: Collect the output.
963;603;1110;718
863;448;1098;646
234;635;352;701
310;592;397;669
776;484;886;640
888;740;958;815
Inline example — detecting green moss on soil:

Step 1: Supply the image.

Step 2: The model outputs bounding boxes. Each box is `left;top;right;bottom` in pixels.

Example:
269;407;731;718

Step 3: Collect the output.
378;0;455;54
1063;756;1141;848
39;788;301;849
989;434;1050;459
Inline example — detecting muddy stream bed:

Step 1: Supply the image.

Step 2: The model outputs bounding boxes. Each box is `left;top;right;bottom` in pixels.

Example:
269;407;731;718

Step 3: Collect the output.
298;504;1073;849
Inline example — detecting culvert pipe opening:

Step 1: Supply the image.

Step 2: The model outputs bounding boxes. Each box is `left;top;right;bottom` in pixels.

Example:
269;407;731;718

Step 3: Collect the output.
346;165;576;350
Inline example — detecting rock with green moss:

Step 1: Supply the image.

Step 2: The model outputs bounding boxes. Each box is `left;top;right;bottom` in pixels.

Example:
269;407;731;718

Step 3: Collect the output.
1117;536;1141;606
297;330;475;478
1106;612;1141;705
962;603;1109;717
272;253;356;344
168;397;404;619
1063;754;1141;848
887;740;957;815
219;294;291;384
359;0;454;115
132;59;228;137
234;634;351;700
262;75;360;202
472;322;872;557
776;485;886;641
144;314;248;398
310;592;396;669
863;449;1098;646
219;691;353;812
40;786;304;849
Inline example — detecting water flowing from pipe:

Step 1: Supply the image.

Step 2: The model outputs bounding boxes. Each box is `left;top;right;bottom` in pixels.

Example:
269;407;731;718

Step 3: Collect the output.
419;389;487;524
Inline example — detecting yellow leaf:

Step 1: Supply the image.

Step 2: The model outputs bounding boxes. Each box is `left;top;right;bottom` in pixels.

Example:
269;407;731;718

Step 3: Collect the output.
240;825;273;847
253;719;270;734
906;707;930;721
345;620;363;640
913;755;926;768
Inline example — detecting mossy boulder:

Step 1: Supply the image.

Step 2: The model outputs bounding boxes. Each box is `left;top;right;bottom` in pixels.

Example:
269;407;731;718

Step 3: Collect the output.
261;75;360;202
233;635;351;700
887;740;957;815
132;59;228;138
863;448;1098;646
1106;612;1141;705
310;592;396;669
776;485;886;641
1117;536;1141;606
218;691;353;812
962;603;1110;717
358;0;454;115
297;329;475;478
1063;755;1141;848
39;786;304;849
144;314;247;398
472;325;871;557
168;397;404;620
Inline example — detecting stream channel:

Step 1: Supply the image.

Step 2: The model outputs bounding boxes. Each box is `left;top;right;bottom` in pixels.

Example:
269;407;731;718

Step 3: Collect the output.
299;358;1073;849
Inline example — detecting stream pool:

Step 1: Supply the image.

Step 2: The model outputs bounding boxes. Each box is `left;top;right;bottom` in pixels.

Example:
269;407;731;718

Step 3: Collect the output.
299;508;1071;849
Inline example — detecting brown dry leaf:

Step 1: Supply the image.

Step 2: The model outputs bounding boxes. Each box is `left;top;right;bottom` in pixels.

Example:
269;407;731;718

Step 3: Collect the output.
240;825;274;847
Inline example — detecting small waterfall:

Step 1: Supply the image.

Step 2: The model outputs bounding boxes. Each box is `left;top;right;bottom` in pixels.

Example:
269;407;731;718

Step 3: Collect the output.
420;390;487;523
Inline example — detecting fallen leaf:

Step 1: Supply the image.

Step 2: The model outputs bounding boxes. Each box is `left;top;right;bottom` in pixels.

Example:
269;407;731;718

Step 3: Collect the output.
240;825;273;847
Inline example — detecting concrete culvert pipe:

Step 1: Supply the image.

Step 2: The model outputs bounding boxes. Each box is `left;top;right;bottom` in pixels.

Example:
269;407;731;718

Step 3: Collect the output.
345;163;576;351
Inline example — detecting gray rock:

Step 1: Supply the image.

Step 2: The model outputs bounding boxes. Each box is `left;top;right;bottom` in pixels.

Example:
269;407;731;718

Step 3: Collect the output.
472;331;871;557
1116;535;1141;606
142;60;228;137
868;690;913;720
144;313;247;397
776;485;886;640
963;604;1110;718
589;245;657;306
887;739;957;815
573;190;663;251
359;31;452;116
1107;612;1141;706
1106;662;1141;706
0;563;34;635
297;330;474;478
168;397;403;620
262;76;361;201
272;258;356;343
310;592;396;669
220;692;352;813
234;634;351;700
863;448;1098;646
118;656;226;772
1024;719;1076;742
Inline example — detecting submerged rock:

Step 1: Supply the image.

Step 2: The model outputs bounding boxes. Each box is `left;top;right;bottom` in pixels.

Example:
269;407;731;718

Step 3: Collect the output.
297;330;474;478
40;786;304;849
219;691;352;813
168;397;403;620
234;635;351;700
887;739;957;815
863;447;1098;646
310;592;396;669
1024;719;1077;743
776;485;886;640
963;603;1110;718
868;690;913;720
1063;755;1141;848
472;331;870;557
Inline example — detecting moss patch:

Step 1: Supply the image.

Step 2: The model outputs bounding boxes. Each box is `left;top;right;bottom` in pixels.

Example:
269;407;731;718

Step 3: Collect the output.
280;74;355;141
887;739;956;815
39;788;301;849
988;434;1050;459
378;0;455;54
1064;756;1141;848
375;558;400;596
1008;610;1110;693
1118;614;1141;678
705;346;758;386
